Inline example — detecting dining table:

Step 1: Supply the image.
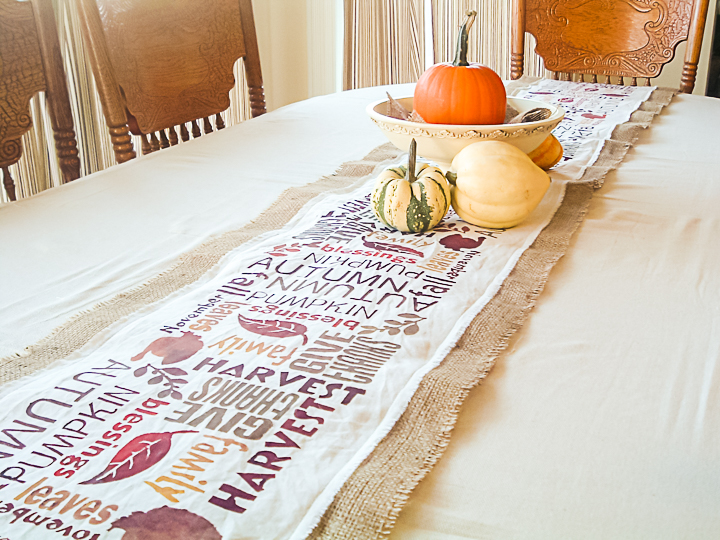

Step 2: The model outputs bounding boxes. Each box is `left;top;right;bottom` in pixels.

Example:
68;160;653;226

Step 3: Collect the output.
1;78;719;540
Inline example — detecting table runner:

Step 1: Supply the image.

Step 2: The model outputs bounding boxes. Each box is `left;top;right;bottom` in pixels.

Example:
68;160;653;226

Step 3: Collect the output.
0;80;673;540
308;79;675;539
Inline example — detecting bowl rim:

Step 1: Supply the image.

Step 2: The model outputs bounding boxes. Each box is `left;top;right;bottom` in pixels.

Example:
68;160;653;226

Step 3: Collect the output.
366;96;564;130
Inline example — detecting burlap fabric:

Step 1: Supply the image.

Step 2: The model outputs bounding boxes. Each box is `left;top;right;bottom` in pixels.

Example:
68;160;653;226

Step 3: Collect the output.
0;82;675;539
307;85;676;539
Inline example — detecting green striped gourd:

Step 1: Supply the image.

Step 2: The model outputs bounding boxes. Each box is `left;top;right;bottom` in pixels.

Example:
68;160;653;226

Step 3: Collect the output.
372;139;450;233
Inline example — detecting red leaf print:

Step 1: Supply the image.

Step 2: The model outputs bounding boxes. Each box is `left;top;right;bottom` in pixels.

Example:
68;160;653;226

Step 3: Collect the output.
80;430;196;485
360;237;424;257
238;314;308;344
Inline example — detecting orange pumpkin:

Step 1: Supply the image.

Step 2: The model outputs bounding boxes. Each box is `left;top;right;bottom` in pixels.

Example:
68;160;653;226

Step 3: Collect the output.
414;11;506;125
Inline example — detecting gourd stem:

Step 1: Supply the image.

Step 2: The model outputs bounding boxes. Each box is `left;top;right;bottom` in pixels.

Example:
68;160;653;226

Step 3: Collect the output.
452;10;477;67
408;138;417;183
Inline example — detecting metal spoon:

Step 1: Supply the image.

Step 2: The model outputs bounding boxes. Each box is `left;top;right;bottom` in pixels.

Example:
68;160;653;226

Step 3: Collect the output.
509;107;553;124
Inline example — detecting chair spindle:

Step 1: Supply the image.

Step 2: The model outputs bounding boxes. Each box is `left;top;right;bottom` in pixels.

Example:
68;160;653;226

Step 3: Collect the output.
149;132;160;152
158;130;170;149
248;86;267;117
141;134;151;155
109;126;136;163
191;120;201;138
2;167;16;202
169;126;179;146
215;113;225;130
54;130;81;184
551;71;559;80
203;117;213;134
180;124;190;142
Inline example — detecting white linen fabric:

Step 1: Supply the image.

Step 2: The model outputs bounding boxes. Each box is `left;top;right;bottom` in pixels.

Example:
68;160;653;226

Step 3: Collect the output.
0;84;415;359
0;85;719;539
0;174;565;540
389;94;720;539
4;77;651;540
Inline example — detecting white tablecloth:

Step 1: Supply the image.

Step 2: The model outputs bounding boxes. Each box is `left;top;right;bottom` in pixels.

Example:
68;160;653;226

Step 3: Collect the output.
2;84;720;538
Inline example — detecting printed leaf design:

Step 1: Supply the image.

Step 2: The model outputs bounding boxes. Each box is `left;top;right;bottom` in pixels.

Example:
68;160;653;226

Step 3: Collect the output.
238;314;308;345
404;323;420;335
360;237;424;257
359;325;380;335
80;430;196;485
135;363;189;400
162;367;187;377
133;366;148;377
358;316;427;336
269;242;308;256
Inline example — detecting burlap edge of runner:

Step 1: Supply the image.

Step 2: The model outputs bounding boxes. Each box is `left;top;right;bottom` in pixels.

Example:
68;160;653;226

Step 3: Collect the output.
0;143;402;385
0;84;677;540
0;76;541;381
307;86;677;539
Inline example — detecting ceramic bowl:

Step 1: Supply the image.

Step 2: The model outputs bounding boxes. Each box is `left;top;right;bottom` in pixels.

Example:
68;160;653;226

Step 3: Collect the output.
366;96;564;171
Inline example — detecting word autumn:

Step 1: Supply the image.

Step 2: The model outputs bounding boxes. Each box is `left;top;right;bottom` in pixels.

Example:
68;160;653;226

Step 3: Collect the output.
0;360;141;487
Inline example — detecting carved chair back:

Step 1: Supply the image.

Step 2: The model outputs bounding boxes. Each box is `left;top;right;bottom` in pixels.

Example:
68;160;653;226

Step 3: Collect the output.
0;0;80;201
511;0;710;92
76;0;267;163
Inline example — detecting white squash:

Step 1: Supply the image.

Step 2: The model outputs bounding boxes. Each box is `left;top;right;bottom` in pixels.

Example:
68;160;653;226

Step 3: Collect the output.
449;140;550;228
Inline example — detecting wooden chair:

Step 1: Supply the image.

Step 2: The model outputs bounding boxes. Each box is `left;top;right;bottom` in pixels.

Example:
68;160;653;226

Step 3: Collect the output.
75;0;267;164
0;0;80;201
511;0;711;93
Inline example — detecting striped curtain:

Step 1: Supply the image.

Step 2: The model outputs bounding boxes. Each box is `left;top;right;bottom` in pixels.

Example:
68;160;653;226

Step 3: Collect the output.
2;0;252;203
343;0;426;90
343;0;548;90
431;0;547;78
5;1;548;203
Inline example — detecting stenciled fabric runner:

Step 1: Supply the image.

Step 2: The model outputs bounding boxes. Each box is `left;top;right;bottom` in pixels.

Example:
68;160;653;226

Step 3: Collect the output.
0;80;673;540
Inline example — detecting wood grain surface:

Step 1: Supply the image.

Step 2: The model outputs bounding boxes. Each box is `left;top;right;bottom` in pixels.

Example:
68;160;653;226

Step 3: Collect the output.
76;0;267;163
0;0;80;201
511;0;710;92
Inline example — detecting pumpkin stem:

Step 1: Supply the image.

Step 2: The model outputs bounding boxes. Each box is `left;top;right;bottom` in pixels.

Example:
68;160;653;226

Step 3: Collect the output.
407;138;417;183
452;10;477;67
